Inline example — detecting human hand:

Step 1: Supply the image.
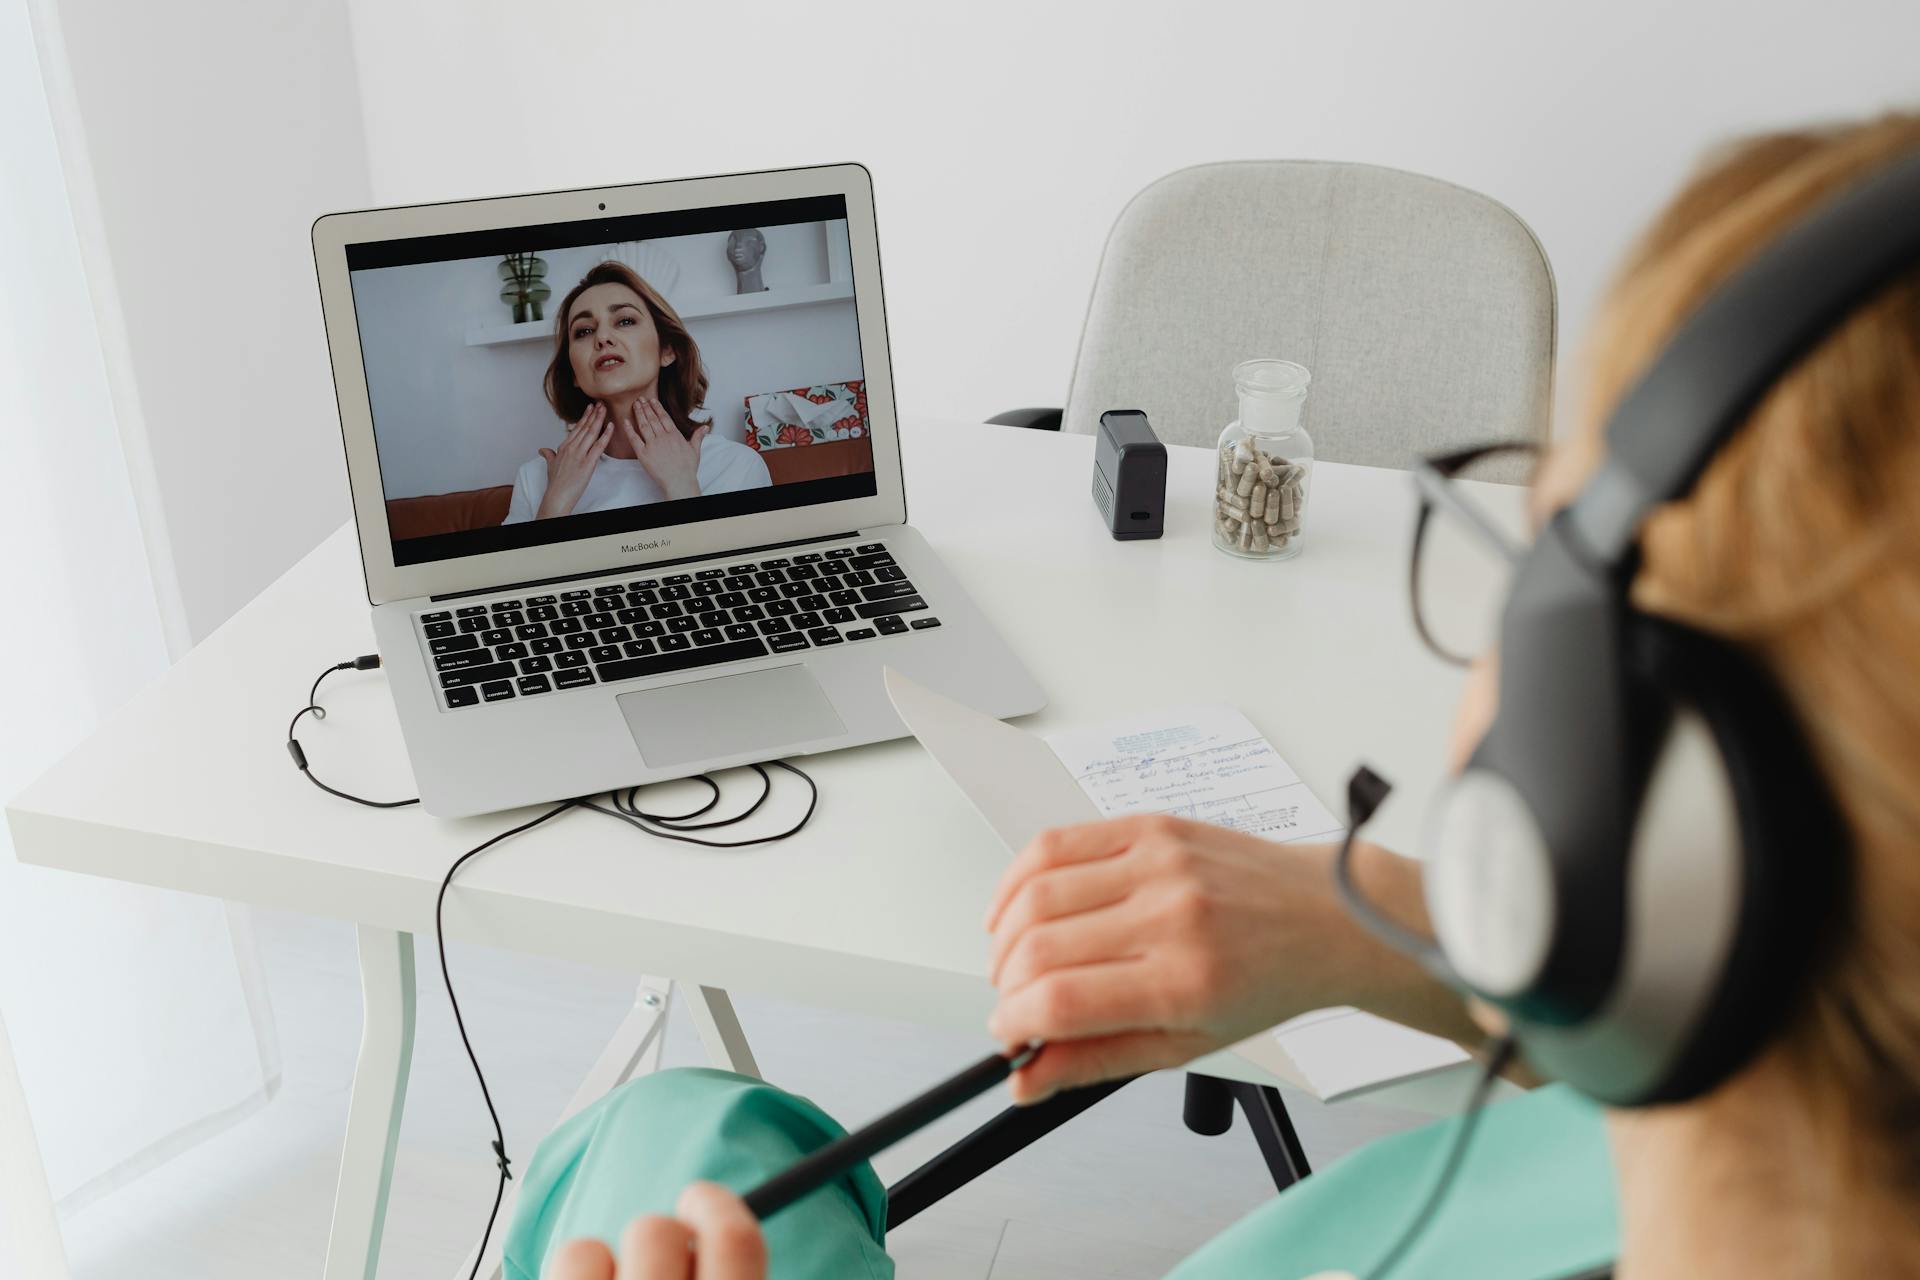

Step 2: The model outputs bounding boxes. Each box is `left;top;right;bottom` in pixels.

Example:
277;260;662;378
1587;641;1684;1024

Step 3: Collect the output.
985;815;1431;1104
544;1182;766;1280
535;402;615;519
619;397;710;502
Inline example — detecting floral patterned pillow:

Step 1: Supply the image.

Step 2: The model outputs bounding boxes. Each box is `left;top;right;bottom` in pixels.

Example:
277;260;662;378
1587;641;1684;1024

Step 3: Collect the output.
744;380;869;451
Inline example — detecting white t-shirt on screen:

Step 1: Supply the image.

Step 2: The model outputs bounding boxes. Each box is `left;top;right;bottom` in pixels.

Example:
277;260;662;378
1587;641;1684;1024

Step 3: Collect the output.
501;436;771;524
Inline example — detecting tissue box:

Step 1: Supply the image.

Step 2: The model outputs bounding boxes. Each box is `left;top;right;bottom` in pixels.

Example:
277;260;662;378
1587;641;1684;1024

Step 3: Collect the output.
744;381;868;451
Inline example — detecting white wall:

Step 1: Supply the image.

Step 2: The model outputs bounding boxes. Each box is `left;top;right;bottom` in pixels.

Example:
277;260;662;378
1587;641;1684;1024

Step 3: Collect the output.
346;0;1920;441
35;0;1920;636
6;0;277;1225
354;222;861;498
32;0;370;642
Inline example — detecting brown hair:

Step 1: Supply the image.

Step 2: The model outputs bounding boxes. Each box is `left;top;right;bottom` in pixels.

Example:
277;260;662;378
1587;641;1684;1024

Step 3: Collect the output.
1542;114;1920;1263
543;261;710;439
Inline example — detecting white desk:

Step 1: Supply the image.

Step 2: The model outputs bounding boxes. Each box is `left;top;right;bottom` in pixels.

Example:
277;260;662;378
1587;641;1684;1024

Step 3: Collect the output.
7;416;1499;1277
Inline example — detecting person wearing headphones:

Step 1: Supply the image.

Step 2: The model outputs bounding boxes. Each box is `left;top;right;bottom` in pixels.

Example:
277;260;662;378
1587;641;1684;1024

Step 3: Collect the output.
511;114;1920;1280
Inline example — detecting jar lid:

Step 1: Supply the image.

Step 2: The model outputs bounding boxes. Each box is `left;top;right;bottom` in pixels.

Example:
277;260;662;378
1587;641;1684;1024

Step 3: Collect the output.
1233;358;1311;397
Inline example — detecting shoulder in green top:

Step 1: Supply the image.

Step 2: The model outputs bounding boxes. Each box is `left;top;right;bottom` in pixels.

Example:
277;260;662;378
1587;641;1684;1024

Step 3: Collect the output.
506;1067;1615;1280
1167;1081;1616;1279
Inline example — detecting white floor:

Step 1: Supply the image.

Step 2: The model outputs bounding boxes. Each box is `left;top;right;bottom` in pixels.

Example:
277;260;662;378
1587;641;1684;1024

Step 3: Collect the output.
58;907;1433;1279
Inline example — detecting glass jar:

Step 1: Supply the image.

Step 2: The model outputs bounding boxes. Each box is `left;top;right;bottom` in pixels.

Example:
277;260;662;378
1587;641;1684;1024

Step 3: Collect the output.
1213;359;1314;560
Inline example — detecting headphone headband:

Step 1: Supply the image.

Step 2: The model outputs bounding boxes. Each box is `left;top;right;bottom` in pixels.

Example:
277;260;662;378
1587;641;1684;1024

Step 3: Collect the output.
1413;142;1920;1106
1569;149;1920;566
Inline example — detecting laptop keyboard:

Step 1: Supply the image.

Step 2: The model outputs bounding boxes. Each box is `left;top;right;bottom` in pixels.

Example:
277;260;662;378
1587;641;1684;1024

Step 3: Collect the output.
415;542;941;710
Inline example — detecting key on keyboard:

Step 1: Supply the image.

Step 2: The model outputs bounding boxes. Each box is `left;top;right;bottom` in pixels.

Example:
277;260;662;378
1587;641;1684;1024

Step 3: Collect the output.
596;638;769;683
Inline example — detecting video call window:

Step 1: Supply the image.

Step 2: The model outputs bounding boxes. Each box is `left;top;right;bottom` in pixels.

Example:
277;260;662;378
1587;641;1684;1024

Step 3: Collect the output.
345;196;875;566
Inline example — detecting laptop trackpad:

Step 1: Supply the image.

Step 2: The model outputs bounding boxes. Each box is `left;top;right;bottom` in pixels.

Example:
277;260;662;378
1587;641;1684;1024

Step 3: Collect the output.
617;664;846;769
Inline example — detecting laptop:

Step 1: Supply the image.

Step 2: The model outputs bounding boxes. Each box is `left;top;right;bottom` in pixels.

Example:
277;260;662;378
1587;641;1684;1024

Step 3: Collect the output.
312;163;1045;817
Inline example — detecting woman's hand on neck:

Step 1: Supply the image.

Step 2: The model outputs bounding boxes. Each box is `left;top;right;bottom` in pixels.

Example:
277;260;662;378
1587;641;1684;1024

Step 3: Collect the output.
598;388;657;459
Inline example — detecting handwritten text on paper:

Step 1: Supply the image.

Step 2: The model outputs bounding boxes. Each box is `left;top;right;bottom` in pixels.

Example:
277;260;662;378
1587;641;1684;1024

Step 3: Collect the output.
1044;706;1343;843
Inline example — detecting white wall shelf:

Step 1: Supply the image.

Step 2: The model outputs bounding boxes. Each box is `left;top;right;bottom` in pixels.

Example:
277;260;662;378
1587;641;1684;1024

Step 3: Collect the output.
464;280;855;347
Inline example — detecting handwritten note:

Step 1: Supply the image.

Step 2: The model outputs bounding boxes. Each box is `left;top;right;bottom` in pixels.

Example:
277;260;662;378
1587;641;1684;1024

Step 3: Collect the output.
1043;704;1467;1100
1044;706;1343;843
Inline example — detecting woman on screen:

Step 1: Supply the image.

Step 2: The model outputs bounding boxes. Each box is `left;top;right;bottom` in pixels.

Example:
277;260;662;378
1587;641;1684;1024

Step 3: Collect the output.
502;262;770;523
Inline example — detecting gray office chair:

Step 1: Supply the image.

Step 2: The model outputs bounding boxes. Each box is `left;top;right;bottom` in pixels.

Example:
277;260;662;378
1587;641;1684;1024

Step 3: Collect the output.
993;159;1556;479
891;163;1557;1225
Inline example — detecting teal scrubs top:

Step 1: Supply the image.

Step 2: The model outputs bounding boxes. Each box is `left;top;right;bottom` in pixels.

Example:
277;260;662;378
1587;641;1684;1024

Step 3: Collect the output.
505;1067;1616;1280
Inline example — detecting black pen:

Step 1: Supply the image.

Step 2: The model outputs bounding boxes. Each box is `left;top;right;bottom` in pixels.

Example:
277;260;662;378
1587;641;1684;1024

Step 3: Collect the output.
742;1043;1043;1222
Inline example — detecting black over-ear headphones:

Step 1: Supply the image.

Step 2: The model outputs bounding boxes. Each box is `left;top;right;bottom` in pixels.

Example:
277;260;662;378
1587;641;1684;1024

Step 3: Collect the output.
1415;150;1920;1107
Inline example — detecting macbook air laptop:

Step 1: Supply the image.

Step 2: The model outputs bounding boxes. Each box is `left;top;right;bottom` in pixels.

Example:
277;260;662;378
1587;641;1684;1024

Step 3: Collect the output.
311;163;1045;817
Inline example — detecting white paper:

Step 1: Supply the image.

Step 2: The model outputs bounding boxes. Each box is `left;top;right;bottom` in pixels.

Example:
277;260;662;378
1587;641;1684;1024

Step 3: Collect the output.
883;668;1098;853
1043;705;1344;843
1263;1007;1468;1101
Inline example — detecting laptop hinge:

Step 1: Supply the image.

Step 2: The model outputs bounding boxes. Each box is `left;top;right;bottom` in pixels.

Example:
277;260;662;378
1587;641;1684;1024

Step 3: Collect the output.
429;531;867;602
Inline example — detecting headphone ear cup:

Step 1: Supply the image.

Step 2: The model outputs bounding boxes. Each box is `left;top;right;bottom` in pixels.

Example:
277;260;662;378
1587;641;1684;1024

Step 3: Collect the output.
1616;615;1847;1105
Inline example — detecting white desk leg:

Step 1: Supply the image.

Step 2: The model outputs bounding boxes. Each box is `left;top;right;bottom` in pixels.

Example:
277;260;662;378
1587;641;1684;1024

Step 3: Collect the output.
629;974;675;1090
0;1006;69;1280
325;927;416;1280
685;985;760;1080
457;975;674;1280
633;978;670;1078
557;975;674;1120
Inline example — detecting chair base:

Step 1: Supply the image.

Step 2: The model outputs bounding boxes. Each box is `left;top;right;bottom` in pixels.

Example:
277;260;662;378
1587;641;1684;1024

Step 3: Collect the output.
886;1076;1136;1229
1187;1075;1311;1190
884;1072;1310;1231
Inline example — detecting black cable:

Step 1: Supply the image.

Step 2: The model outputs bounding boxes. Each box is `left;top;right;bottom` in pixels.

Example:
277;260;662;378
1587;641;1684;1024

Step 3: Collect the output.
1365;1034;1518;1280
1327;765;1616;1279
614;772;725;823
612;764;773;829
1331;765;1461;987
434;798;576;1277
435;770;816;1276
584;761;818;846
289;655;821;1277
286;658;420;808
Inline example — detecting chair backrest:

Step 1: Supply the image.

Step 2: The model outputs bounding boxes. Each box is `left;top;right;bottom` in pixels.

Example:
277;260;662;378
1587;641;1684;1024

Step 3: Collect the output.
1063;161;1556;474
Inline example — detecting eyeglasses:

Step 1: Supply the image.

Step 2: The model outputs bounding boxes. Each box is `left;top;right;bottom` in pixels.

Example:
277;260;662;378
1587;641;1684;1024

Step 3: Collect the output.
1408;442;1542;666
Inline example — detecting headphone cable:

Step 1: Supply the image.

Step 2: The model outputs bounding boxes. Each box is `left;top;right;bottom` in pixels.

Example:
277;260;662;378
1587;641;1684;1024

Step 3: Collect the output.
291;656;819;1277
1365;1033;1517;1280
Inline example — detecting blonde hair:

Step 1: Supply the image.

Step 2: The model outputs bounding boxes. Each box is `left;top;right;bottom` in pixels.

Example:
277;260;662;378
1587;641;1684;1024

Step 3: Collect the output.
1542;114;1920;1260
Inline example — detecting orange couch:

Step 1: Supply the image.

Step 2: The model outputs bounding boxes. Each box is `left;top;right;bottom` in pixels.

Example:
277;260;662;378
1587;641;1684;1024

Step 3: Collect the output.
385;485;513;541
383;437;877;540
756;435;874;485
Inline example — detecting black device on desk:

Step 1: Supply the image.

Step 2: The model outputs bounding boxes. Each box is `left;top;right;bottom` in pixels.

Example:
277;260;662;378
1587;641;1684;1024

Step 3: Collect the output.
1092;410;1166;539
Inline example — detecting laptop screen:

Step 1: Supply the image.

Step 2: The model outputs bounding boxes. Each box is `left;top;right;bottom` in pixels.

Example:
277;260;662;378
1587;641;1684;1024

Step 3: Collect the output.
344;195;875;567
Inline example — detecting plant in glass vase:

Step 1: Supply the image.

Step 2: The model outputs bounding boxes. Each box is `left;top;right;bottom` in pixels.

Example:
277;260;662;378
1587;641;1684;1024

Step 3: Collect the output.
498;252;551;323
